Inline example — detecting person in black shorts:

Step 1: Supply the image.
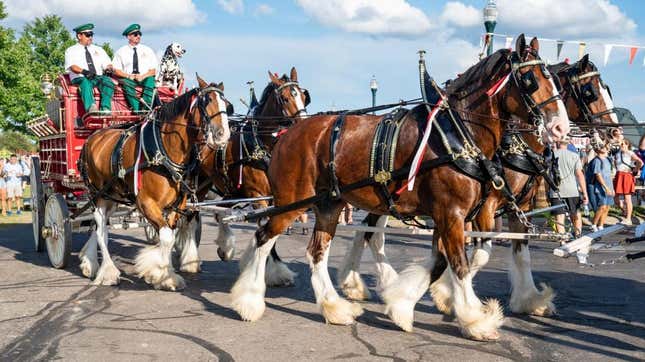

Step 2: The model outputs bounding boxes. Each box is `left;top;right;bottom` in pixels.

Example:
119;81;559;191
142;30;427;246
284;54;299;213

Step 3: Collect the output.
548;138;588;238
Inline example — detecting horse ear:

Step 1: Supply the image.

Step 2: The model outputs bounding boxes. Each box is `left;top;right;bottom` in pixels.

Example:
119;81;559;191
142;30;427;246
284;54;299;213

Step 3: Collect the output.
290;67;298;82
217;82;224;91
529;37;539;53
579;54;590;72
515;34;527;57
196;73;207;88
268;71;279;84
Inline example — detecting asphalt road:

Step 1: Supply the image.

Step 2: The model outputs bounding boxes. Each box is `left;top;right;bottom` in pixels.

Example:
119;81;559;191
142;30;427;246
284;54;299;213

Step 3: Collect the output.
0;214;643;361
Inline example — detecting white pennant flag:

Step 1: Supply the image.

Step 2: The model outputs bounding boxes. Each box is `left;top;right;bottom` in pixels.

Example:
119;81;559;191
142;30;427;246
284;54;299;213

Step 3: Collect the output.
604;44;613;66
504;36;513;49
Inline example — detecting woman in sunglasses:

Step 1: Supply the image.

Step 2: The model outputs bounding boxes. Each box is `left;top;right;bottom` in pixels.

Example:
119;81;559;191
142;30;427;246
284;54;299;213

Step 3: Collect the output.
112;24;158;112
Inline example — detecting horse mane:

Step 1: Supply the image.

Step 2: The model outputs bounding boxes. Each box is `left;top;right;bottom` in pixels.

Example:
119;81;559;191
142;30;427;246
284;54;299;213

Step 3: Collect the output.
548;61;570;75
157;88;199;122
446;49;511;96
253;75;291;116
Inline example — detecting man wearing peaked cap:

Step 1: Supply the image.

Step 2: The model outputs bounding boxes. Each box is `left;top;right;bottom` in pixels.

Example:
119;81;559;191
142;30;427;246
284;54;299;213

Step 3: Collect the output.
64;23;114;114
112;24;158;112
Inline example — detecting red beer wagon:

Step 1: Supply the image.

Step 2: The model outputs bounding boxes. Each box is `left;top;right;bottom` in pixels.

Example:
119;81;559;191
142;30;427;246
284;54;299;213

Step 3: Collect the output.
26;74;183;268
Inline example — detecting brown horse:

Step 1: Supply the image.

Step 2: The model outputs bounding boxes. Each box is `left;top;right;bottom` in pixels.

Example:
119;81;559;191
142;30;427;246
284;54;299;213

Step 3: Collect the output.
429;54;621;318
338;54;619;323
77;76;231;291
176;68;309;281
230;35;569;340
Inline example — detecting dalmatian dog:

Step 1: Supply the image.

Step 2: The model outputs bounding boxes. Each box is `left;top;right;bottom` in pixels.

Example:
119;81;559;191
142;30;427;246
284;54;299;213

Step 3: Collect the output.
157;43;186;91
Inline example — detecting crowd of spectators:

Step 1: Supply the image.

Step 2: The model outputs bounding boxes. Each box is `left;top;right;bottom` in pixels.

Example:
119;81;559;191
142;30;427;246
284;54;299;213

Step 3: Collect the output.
549;134;645;237
0;154;32;217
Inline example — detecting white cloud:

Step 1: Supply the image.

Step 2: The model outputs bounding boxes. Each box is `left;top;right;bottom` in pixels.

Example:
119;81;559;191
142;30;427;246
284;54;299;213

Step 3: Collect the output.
3;0;205;32
295;0;432;37
218;0;244;14
254;4;274;16
495;0;636;38
440;2;480;28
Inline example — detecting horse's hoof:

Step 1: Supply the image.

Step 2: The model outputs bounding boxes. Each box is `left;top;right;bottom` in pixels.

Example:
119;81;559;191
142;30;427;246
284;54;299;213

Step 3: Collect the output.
91;263;121;286
321;298;363;325
80;258;99;279
180;261;201;274
217;247;234;261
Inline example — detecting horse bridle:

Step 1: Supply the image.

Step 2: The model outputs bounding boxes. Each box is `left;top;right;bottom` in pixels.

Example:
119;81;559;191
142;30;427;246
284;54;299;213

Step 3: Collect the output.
562;68;617;124
508;54;562;143
274;81;309;117
192;86;233;147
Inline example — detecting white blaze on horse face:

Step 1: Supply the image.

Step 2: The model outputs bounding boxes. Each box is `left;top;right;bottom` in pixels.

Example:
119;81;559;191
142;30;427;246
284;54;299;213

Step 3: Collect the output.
598;85;619;124
293;87;307;116
212;92;231;147
544;77;571;142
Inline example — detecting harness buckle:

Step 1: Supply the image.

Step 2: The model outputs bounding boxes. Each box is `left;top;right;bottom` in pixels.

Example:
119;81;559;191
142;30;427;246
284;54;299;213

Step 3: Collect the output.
491;175;505;190
152;151;164;166
118;167;126;179
374;170;392;184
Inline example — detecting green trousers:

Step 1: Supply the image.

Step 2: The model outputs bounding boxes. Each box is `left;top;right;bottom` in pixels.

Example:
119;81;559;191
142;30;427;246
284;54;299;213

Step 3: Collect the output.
71;75;114;111
120;76;156;112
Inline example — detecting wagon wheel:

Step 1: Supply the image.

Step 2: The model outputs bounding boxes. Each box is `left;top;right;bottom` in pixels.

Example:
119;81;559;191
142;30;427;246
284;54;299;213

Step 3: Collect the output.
30;157;46;252
174;212;202;255
143;222;159;244
43;194;72;269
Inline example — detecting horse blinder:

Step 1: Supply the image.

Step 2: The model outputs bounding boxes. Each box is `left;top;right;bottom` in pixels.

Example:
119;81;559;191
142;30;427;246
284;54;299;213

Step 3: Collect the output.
520;70;539;95
302;89;311;107
581;82;598;104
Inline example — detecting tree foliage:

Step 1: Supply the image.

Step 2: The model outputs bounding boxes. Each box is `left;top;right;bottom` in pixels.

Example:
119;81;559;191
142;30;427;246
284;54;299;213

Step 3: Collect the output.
22;15;75;76
0;130;37;152
0;7;74;133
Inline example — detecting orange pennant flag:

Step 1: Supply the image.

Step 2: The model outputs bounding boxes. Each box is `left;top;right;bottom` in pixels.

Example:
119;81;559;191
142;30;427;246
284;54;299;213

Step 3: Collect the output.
629;47;638;65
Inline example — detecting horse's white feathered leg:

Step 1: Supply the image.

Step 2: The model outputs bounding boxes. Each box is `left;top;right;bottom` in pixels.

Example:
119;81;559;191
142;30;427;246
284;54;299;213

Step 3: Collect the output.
367;216;398;291
509;241;556;316
92;202;121;286
178;215;201;273
135;226;185;291
231;235;277;321
310;244;363;325
79;231;99;279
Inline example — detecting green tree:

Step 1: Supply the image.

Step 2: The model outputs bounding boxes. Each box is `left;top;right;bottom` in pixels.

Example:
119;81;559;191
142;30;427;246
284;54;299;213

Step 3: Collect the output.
0;5;41;133
21;15;75;76
0;130;37;152
100;42;114;58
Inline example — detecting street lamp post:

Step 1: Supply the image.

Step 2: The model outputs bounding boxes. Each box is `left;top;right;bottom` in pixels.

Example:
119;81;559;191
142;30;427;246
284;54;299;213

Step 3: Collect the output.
370;75;378;114
483;0;498;57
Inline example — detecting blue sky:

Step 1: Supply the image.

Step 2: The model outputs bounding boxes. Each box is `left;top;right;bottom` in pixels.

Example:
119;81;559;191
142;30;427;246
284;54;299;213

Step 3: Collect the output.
3;0;645;120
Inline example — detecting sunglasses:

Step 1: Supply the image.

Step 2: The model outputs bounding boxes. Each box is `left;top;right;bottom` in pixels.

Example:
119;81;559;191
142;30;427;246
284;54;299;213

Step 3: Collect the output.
81;32;94;37
130;31;142;37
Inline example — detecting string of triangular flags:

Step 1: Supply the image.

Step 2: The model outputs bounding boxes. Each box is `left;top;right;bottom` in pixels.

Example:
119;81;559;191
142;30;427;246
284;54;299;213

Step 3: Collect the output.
481;32;645;66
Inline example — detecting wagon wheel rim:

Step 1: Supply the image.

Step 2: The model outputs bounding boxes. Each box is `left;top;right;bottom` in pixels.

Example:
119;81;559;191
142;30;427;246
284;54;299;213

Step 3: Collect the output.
30;157;45;251
44;195;71;268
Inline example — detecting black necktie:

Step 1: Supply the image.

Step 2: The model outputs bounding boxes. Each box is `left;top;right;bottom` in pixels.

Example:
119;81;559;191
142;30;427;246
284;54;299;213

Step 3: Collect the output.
84;46;97;74
132;47;139;74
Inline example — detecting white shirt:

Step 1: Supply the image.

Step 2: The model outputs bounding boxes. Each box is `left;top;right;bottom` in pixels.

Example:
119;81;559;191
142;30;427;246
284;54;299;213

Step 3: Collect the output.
616;150;635;173
3;162;23;185
113;44;157;75
64;43;112;81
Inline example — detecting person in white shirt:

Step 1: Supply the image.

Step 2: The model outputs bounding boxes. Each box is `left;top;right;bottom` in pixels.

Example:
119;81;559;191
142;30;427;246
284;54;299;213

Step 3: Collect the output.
0;158;7;217
64;23;114;114
3;154;23;215
613;139;643;224
112;24;158;112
